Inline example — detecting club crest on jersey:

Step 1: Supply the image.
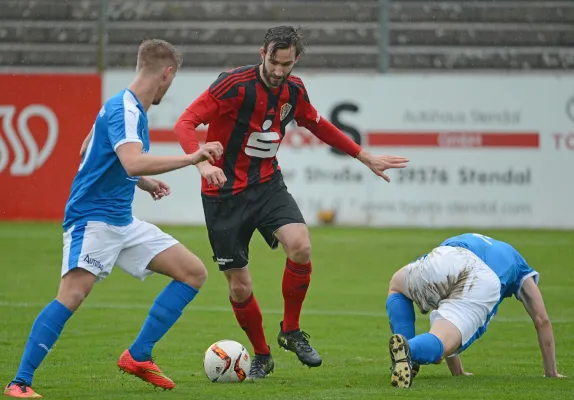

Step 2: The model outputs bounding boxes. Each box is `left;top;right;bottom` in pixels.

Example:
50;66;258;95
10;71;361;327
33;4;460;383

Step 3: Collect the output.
280;103;292;121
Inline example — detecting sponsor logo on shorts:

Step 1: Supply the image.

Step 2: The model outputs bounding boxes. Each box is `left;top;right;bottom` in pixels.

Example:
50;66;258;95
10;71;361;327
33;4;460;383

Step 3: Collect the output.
83;254;104;270
216;257;234;266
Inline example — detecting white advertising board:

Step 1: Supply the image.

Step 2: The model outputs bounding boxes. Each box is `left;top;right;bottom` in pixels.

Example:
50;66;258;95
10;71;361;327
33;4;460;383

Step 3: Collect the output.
105;71;574;228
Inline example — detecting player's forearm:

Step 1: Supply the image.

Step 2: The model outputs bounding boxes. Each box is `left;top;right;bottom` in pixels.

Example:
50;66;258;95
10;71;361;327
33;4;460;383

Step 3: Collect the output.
174;93;217;154
310;118;362;157
536;323;558;376
446;355;464;376
136;176;154;191
125;154;196;177
174;118;201;154
195;160;213;173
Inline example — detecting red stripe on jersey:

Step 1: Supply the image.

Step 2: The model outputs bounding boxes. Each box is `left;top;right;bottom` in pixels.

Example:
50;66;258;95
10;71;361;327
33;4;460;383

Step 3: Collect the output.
232;85;269;194
212;70;256;99
288;76;303;86
211;68;255;95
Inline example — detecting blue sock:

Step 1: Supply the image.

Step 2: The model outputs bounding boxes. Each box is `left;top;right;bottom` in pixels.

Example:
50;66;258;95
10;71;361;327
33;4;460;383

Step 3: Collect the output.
129;280;199;362
12;300;73;386
408;333;444;365
386;293;416;339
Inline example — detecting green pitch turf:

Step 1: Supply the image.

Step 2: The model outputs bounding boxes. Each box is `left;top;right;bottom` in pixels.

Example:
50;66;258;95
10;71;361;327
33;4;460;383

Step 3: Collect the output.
0;223;572;399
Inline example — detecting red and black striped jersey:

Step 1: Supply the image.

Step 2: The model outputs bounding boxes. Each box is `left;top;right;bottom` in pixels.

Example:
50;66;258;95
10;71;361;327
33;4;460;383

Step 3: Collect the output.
174;64;361;198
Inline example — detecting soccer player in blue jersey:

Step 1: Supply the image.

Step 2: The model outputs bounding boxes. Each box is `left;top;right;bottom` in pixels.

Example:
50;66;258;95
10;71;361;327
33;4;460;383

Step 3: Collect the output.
385;233;564;388
4;39;223;398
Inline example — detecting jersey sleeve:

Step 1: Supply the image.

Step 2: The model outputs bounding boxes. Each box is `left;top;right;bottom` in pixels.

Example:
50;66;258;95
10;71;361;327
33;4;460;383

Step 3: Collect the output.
292;78;362;157
107;103;143;152
292;79;321;128
174;89;220;154
514;260;540;300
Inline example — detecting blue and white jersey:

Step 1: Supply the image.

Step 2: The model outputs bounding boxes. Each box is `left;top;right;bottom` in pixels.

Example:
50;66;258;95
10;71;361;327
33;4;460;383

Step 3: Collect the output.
63;89;149;230
441;233;539;300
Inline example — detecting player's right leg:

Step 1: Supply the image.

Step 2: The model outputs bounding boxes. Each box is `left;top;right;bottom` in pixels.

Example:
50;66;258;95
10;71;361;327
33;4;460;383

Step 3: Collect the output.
201;196;274;379
224;268;274;379
5;222;114;398
386;267;418;377
112;219;207;390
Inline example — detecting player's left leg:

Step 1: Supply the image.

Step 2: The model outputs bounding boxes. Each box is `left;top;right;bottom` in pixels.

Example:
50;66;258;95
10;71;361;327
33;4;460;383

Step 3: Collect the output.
114;218;207;390
254;177;321;368
273;222;321;367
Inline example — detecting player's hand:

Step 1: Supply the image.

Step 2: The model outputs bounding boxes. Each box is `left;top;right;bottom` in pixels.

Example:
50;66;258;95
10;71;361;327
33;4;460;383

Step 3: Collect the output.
544;373;566;378
190;141;223;165
199;164;227;188
452;371;473;376
138;177;171;201
357;150;409;183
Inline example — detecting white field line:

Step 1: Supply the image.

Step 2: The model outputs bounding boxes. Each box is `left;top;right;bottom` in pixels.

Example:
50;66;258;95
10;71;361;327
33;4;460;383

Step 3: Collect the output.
0;301;569;324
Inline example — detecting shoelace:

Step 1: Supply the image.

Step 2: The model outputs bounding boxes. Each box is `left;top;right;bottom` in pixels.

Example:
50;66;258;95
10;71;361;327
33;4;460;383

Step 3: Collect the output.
292;330;313;352
15;383;29;393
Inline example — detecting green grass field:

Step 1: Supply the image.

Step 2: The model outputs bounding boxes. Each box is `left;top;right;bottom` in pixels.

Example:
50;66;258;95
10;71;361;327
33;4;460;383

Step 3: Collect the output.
0;222;572;399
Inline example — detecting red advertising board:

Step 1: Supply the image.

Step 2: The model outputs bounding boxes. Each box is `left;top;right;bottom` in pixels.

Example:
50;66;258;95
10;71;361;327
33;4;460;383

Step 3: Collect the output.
0;74;102;221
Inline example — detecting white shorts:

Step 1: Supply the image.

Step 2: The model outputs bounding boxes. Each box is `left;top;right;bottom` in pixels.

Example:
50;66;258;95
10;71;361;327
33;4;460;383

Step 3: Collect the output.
62;217;178;281
403;246;501;351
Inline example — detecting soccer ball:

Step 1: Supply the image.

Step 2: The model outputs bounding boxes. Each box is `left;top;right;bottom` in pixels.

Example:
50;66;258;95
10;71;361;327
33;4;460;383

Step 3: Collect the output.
203;340;251;383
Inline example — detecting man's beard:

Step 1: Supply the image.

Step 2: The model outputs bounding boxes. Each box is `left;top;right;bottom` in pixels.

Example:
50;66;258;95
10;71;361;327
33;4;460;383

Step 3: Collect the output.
263;60;290;88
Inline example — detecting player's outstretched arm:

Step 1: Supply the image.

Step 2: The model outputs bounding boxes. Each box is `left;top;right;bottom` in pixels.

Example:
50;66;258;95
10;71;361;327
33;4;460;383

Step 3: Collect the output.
446;355;473;376
293;81;409;182
116;141;223;177
519;277;565;378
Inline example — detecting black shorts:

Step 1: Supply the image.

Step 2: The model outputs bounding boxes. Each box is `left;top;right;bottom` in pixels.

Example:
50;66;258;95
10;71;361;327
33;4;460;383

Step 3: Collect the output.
202;174;306;271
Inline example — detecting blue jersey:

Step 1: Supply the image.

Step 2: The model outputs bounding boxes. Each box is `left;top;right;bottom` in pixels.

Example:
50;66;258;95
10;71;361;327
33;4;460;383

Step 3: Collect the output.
63;89;149;230
441;233;539;300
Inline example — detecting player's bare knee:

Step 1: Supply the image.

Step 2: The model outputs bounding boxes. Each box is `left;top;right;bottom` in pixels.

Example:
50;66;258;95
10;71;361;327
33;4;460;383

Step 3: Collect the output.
227;274;252;302
56;286;90;312
179;260;208;289
534;315;550;330
229;281;252;302
388;269;406;295
430;319;462;357
287;240;311;264
57;269;96;311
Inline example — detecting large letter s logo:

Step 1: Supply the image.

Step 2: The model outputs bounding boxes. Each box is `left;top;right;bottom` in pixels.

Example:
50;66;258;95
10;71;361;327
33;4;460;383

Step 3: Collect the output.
245;131;281;158
329;102;362;156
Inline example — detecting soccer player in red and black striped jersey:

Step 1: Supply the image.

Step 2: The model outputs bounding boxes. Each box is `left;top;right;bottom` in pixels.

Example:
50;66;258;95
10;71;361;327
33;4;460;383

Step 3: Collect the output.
174;26;409;379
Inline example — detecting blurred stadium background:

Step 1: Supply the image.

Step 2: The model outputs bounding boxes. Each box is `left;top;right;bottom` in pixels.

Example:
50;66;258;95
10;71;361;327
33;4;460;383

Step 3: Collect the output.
2;0;574;71
0;2;572;399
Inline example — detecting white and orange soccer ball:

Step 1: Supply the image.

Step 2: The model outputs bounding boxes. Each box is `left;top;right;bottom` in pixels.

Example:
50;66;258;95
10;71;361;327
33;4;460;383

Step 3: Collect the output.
203;340;251;383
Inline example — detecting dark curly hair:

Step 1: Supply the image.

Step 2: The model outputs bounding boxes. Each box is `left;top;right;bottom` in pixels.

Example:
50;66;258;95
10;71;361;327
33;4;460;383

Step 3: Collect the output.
263;26;306;59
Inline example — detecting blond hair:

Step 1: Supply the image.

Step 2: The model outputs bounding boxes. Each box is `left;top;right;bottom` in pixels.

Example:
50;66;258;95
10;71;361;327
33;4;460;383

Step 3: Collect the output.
136;39;182;73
